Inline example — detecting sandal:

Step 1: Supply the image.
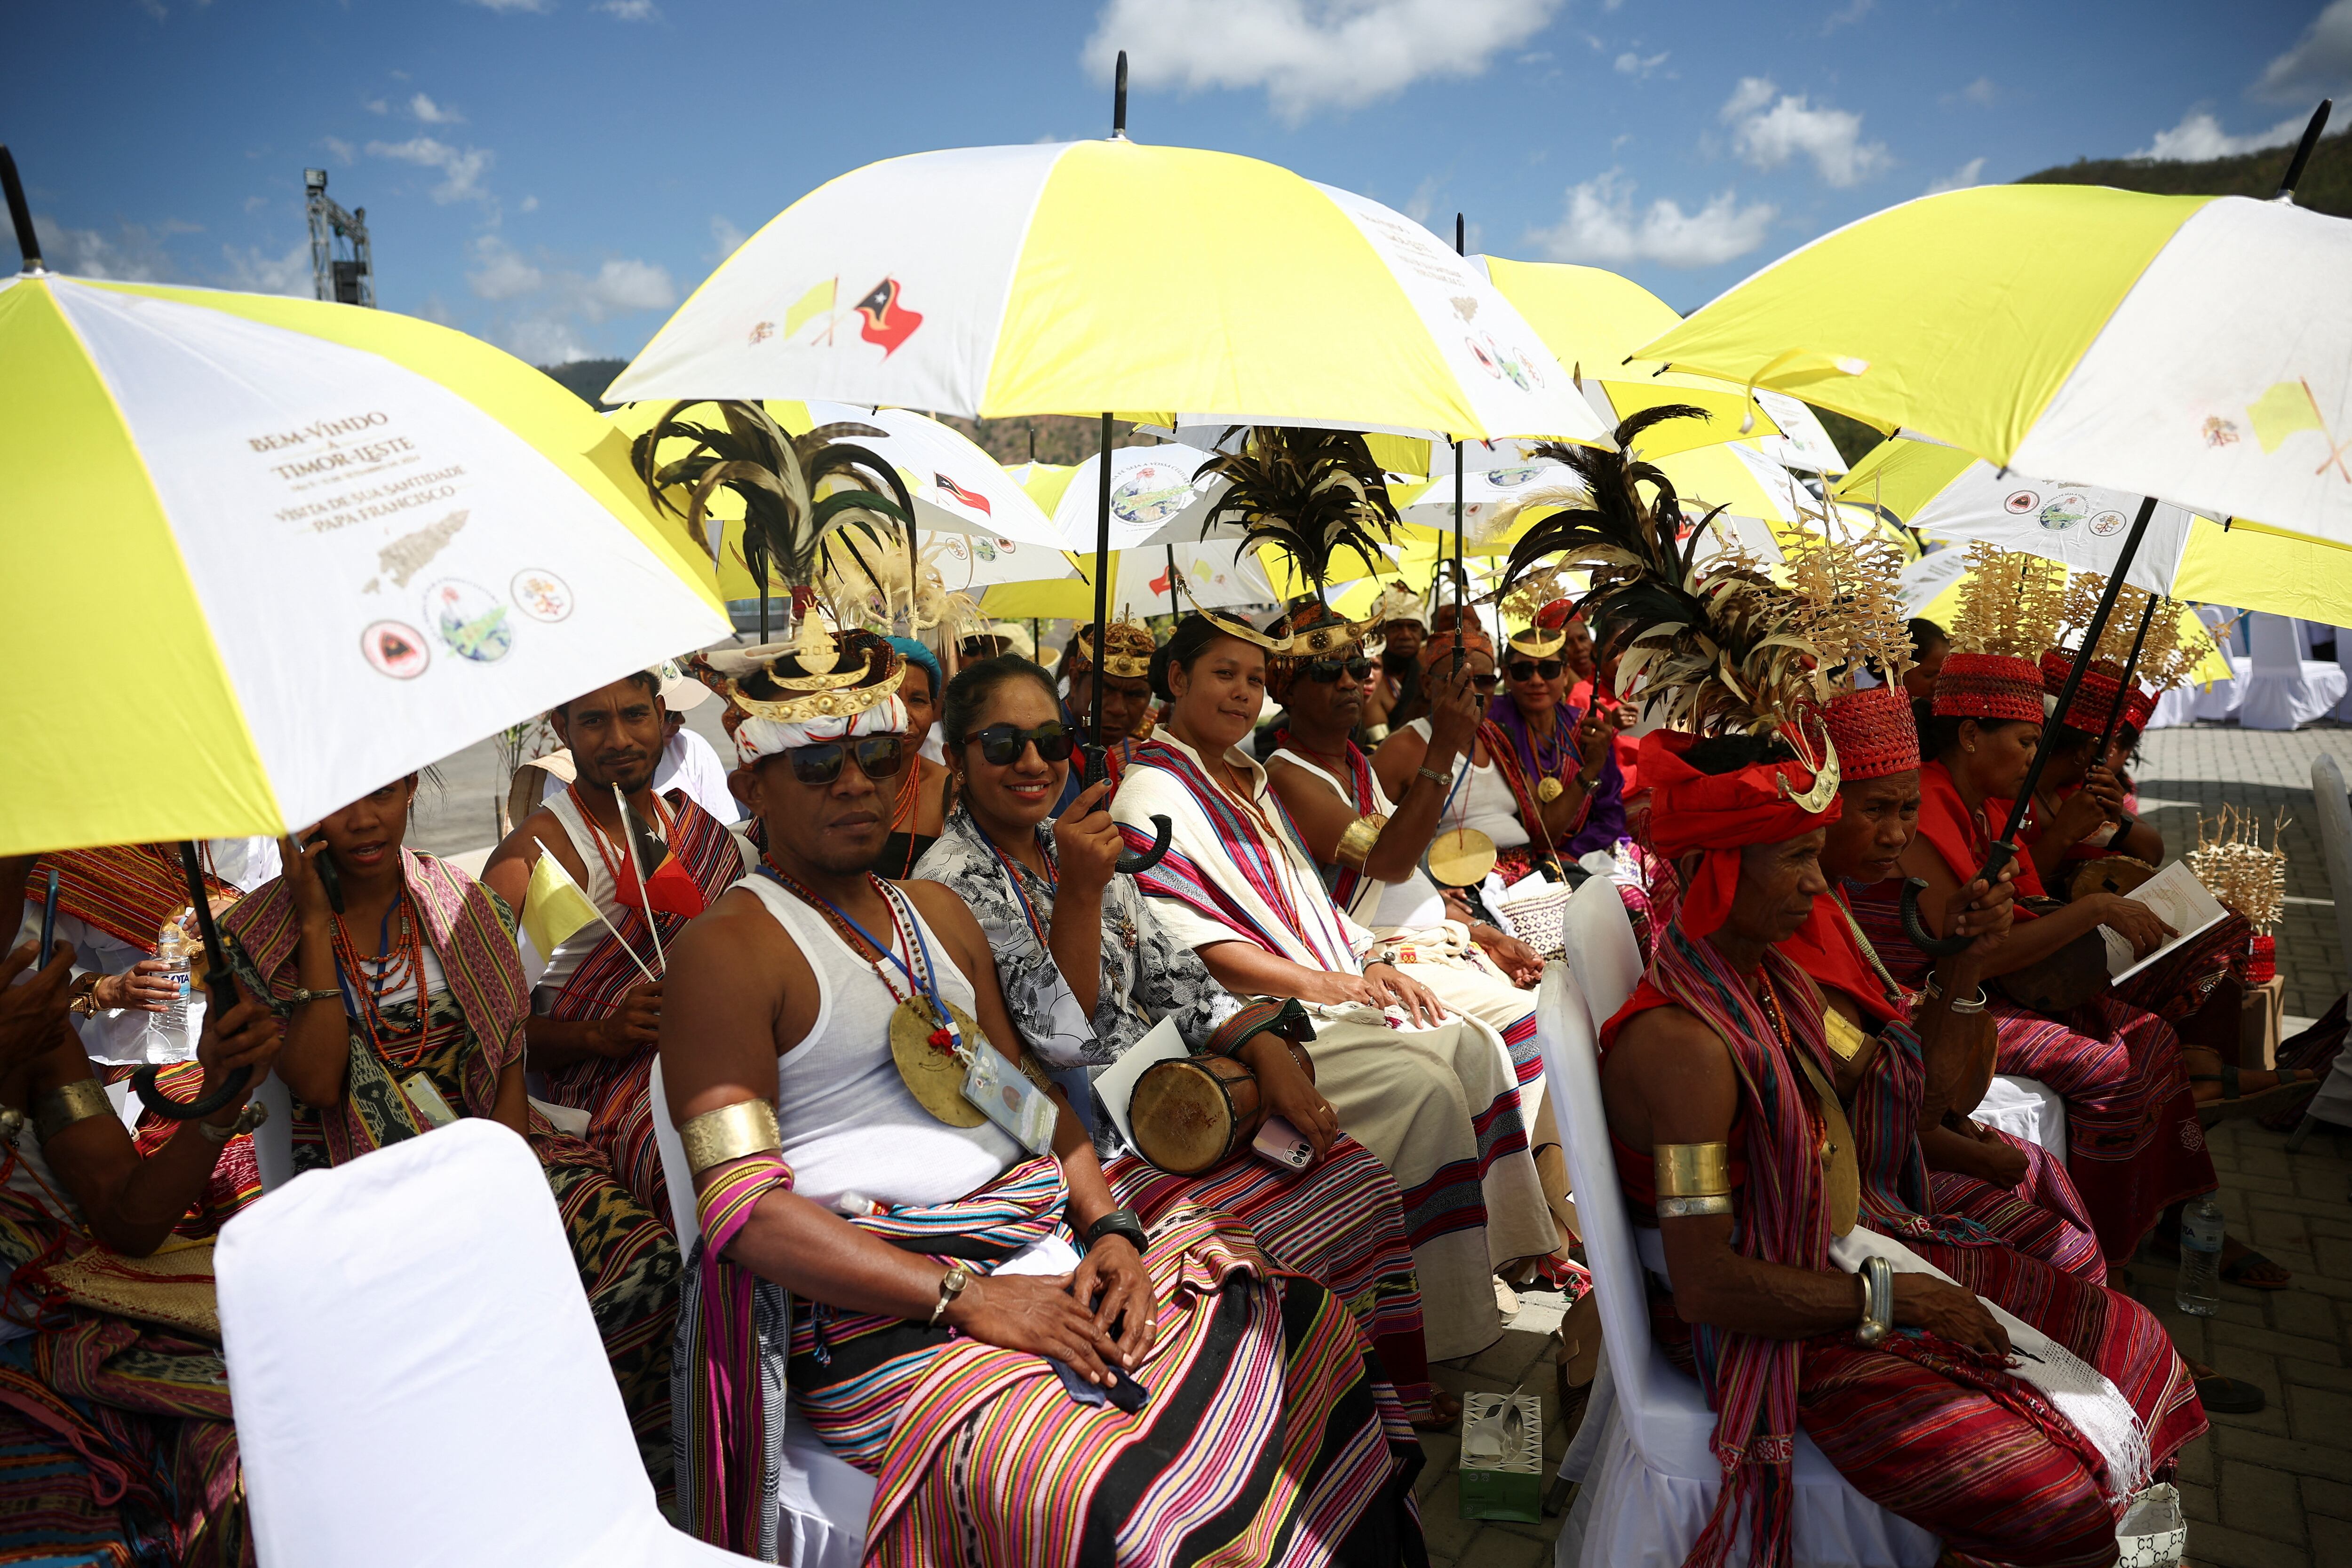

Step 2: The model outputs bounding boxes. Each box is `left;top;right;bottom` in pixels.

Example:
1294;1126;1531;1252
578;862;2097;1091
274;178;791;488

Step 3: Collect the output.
2221;1248;2293;1292
2190;1063;2319;1122
2186;1359;2265;1414
1412;1388;1463;1431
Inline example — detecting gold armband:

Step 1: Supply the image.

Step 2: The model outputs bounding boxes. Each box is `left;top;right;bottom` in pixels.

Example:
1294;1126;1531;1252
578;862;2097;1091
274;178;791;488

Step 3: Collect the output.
1654;1141;1731;1199
680;1098;781;1178
1658;1194;1734;1219
33;1079;114;1147
1334;813;1389;871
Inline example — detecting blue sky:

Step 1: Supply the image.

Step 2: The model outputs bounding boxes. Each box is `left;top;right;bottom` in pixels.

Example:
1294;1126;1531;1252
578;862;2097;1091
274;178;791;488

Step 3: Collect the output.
9;0;2347;364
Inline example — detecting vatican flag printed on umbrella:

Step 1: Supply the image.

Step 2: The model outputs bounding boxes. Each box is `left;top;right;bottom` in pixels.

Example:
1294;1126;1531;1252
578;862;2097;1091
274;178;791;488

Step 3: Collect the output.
607;139;1606;446
1640;183;2352;546
0;273;727;856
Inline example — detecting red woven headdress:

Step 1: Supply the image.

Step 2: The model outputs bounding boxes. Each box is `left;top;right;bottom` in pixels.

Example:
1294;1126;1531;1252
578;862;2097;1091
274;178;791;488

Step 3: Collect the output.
1641;730;1841;938
1932;651;2047;723
1821;684;1919;781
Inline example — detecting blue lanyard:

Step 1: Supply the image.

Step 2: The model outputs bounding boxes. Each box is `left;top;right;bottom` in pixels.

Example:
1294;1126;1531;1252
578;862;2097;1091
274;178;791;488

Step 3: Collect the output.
754;864;958;1039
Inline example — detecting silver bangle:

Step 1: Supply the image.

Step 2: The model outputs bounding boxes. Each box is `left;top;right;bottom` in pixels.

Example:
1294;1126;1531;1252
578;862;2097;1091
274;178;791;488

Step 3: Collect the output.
1923;975;1988;1015
199;1098;270;1145
1657;1194;1733;1219
1855;1254;1894;1346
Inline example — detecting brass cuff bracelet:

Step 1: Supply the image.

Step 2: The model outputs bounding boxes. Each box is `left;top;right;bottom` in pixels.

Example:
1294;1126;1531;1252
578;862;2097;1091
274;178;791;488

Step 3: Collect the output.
1658;1194;1734;1219
681;1098;782;1178
1334;813;1389;871
1654;1141;1732;1199
33;1078;115;1147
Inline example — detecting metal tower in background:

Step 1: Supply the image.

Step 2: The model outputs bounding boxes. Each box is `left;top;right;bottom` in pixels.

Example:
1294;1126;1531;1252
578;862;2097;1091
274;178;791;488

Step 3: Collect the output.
303;168;373;308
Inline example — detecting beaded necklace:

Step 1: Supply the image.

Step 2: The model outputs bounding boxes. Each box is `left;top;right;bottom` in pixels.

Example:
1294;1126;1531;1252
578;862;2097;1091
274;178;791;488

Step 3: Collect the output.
755;859;960;1058
331;893;429;1067
566;783;675;894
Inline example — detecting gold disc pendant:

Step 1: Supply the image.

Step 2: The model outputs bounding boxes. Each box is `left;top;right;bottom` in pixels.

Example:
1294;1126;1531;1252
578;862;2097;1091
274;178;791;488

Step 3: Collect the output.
888;997;989;1129
1536;776;1565;804
1426;827;1498;887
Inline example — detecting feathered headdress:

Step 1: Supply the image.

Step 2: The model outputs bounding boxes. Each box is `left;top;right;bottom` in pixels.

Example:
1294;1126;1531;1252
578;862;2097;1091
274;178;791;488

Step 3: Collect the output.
631;400;914;601
1494;407;1829;758
819;533;981;645
1195;428;1399;603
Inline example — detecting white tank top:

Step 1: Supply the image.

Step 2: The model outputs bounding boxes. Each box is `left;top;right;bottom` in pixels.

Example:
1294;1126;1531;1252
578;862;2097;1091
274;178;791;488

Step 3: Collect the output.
737;874;1022;1211
536;788;673;992
1405;717;1531;850
1269;748;1448;930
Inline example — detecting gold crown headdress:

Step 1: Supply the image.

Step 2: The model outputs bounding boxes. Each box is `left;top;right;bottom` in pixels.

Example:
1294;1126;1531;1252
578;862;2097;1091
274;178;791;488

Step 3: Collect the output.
1784;530;1913;692
1067;611;1160;679
699;617;907;725
1949;542;2068;658
2187;805;2289;933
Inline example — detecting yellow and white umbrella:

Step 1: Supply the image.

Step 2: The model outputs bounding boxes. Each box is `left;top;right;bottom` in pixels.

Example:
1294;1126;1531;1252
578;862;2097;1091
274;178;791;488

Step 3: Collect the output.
1836;435;2352;626
1640;173;2352;545
607;139;1604;447
1;270;727;856
1897;547;2233;688
1472;254;1849;473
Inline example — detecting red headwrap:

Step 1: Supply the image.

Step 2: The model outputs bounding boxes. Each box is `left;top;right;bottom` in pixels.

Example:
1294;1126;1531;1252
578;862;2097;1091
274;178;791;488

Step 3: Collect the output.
1931;651;2046;723
2037;648;2154;735
1639;730;1841;938
1821;684;1919;782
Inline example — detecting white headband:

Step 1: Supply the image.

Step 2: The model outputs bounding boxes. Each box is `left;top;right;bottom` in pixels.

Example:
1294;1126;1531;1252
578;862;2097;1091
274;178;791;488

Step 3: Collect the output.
734;695;911;764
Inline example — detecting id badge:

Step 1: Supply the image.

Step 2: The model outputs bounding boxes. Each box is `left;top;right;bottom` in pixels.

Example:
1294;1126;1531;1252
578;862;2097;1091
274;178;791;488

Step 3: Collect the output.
401;1072;460;1130
962;1041;1058;1156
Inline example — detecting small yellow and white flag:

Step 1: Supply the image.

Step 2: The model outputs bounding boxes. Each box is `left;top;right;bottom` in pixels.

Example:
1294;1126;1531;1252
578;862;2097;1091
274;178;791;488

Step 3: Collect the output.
522;847;601;959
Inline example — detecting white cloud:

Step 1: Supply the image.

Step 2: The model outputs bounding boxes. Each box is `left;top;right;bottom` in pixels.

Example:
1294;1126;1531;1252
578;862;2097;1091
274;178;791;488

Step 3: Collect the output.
467;237;543;301
1821;0;1873;34
366;136;493;204
1949;76;1995;107
364;97;389;115
519;194;540;213
707;214;747;260
2131;109;2304;161
1721;76;1889;187
463;0;555;11
595;0;661;16
1924;157;1985;195
1403;172;1445;223
1085;0;1564;122
509;317;594;365
218;239;312;296
1526;171;1777;269
322;136;356;165
243;194;270;214
1613;49;1668;79
38;215;181;282
2256;0;2352;103
410;92;464;125
584;257;676;317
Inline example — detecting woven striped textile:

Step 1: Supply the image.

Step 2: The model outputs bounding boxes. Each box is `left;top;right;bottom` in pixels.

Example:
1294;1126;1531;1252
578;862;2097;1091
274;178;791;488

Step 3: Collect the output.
23;845;235;953
1930;1133;2110;1285
543;792;745;1226
1104;1140;1431;1422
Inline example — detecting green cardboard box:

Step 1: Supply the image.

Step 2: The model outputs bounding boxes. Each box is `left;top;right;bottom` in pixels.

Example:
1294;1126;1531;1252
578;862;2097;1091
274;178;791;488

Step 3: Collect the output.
1459;1391;1544;1523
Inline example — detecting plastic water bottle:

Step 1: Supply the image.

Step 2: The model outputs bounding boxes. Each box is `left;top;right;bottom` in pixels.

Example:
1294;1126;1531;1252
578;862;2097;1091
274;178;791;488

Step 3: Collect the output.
2175;1194;2225;1316
155;912;192;1036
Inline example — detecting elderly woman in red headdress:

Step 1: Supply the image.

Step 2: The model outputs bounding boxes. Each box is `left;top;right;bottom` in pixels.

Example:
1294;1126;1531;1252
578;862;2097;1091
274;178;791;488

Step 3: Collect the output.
2015;649;2166;891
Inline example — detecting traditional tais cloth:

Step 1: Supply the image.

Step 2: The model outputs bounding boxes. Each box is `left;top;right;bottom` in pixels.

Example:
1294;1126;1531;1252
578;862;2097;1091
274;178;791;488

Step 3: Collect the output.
538;787;746;1225
1602;924;2202;1568
1867;761;2217;1261
1482;694;1623;862
1114;730;1560;1358
913;807;1437;1417
222;854;682;1485
674;872;1425;1565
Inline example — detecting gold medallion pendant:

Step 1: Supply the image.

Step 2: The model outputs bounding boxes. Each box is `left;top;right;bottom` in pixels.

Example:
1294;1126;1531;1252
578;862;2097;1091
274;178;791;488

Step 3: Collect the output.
1426;827;1498;887
888;996;989;1129
1536;776;1564;804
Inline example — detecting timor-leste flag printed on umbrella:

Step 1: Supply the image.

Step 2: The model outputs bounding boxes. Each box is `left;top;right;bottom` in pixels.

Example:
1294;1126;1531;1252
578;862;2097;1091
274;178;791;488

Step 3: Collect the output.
1640;184;2352;546
0;273;727;856
606;138;1607;447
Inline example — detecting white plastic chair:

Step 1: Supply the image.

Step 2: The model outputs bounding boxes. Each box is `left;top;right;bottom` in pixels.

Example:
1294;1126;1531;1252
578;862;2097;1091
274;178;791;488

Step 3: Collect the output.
215;1119;740;1568
1535;963;1938;1567
648;1058;876;1568
2240;615;2348;730
2292;756;2352;1148
2336;628;2352;724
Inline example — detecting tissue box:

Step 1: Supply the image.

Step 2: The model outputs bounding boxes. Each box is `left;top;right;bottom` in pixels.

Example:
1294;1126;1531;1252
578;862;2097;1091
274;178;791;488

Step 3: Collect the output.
1459;1391;1543;1522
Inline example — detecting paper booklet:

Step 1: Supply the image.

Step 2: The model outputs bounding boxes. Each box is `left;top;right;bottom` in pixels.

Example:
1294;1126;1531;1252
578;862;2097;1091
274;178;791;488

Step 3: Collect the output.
2099;860;2230;985
1091;1015;1189;1156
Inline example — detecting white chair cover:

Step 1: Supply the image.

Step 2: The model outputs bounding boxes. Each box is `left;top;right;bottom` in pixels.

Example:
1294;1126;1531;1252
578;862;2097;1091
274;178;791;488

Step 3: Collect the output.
1534;956;1939;1568
2239;615;2348;730
2193;606;2245;722
2145;684;2199;729
2304;757;2352;1136
2338;628;2352;723
648;1057;876;1568
215;1119;739;1568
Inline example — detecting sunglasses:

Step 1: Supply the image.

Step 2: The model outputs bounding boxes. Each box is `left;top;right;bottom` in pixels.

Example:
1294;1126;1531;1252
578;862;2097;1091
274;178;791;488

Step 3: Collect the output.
1507;658;1566;682
969;721;1075;767
1470;672;1501;691
1302;656;1374;683
785;734;906;786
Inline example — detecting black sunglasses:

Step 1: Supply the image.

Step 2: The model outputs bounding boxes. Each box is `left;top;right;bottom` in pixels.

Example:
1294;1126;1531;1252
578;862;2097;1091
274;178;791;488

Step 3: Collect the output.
1507;658;1566;682
1302;656;1374;683
969;721;1075;767
786;734;906;785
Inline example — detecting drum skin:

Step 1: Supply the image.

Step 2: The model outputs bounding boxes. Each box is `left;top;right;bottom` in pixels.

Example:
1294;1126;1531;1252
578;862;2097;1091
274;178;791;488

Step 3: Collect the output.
1129;1055;1265;1176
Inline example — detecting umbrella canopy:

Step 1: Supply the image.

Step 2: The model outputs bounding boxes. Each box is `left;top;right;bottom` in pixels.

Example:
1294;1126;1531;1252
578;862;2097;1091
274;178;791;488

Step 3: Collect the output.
1639;181;2352;543
606;138;1606;447
1838;435;2352;626
1;272;728;856
1472;254;1847;472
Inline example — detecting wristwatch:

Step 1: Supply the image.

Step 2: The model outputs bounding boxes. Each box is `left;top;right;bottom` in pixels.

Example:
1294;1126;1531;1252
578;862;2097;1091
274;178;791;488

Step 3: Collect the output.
929;1262;972;1328
1085;1207;1149;1258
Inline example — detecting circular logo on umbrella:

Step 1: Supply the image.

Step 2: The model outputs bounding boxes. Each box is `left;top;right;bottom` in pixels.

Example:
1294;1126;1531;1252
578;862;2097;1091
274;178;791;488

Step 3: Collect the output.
1487;466;1544;488
1112;463;1193;525
510;569;574;623
360;620;429;680
2004;489;2041;514
2087;509;2129;537
973;538;998;562
2037;493;2090;531
423;578;514;663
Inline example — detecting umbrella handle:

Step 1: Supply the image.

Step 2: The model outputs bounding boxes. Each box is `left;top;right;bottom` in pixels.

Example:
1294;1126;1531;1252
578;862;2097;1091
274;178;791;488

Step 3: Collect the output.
131;1063;253;1122
1117;817;1174;877
1898;838;2015;958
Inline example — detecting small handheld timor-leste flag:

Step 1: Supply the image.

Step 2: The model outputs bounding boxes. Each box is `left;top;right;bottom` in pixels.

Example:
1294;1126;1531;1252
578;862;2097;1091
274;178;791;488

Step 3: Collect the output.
521;847;601;958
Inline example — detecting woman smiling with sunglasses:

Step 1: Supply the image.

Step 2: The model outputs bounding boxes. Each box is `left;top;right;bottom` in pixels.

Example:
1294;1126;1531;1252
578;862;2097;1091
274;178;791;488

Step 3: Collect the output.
910;655;1450;1422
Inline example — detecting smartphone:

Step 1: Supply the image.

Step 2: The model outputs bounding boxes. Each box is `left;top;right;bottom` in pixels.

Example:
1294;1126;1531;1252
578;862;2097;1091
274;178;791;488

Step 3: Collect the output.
37;868;60;956
1251;1115;1314;1171
306;832;346;914
1045;1356;1148;1414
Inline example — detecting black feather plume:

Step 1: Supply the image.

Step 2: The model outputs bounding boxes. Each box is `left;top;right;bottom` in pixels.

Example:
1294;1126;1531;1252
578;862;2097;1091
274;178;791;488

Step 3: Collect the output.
1194;428;1400;604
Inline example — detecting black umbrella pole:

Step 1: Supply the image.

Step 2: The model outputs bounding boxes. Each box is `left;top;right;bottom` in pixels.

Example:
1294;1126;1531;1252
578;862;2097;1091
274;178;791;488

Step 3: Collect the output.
0;147;41;269
1090;411;1114;774
2091;591;2161;763
2278;100;2333;200
1900;495;2158;956
131;842;252;1120
1452;442;1466;676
